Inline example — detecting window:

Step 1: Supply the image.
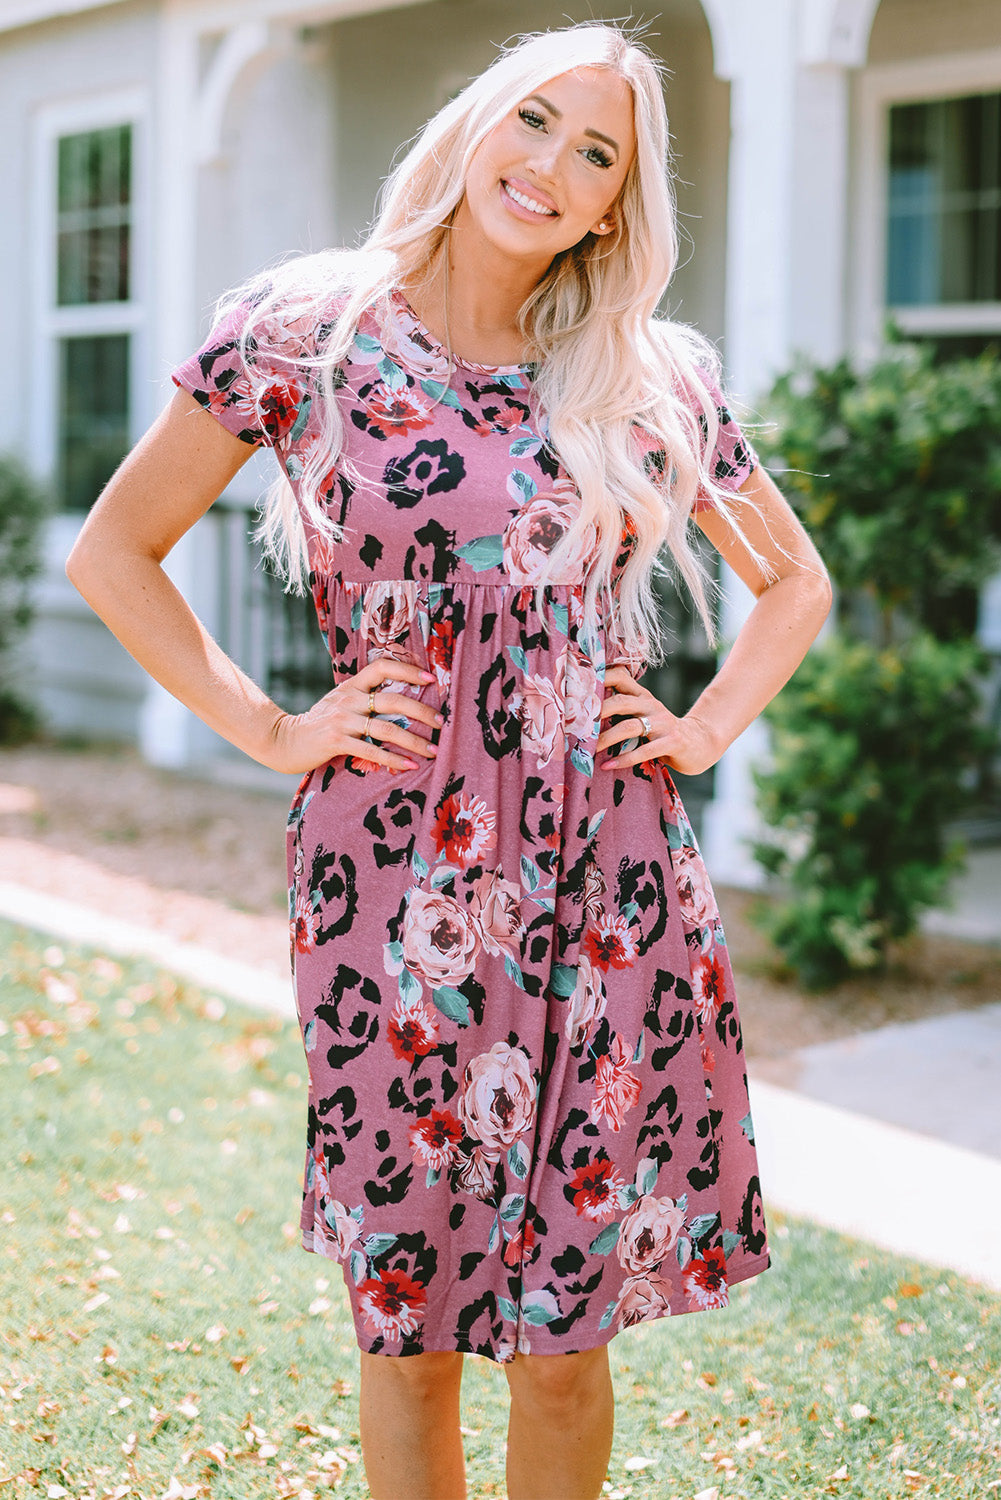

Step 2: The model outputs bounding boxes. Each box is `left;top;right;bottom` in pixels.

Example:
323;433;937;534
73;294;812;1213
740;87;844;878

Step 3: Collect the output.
43;117;140;511
884;89;1001;352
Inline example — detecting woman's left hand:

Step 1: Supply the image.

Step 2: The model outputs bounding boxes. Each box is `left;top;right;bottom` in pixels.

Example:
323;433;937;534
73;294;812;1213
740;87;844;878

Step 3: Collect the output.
596;665;720;777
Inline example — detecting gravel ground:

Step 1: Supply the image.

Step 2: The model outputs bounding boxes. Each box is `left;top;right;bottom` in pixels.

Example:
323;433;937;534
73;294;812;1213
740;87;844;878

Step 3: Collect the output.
3;739;999;1076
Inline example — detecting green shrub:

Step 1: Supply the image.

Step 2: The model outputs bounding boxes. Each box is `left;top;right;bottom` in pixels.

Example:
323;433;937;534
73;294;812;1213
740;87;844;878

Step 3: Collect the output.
751;341;1001;986
753;633;991;988
0;456;49;742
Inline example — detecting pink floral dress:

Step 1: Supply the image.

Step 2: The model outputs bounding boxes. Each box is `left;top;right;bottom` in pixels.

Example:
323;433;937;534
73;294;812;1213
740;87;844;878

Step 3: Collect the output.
171;286;770;1364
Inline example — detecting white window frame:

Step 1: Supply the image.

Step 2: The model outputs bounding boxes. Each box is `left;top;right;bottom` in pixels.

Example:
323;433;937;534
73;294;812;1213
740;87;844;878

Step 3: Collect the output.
851;48;1001;353
29;86;150;502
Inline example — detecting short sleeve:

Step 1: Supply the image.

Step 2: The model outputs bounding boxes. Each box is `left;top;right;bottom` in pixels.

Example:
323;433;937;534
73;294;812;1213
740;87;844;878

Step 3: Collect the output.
690;369;759;514
170;301;308;449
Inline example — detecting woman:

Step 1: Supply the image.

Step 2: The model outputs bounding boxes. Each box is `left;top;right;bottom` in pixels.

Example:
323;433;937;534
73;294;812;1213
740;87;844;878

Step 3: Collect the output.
67;22;831;1500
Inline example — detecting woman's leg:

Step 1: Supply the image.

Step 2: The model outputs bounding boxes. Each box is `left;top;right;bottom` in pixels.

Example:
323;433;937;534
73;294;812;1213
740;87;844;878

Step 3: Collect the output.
503;1345;615;1500
358;1347;467;1500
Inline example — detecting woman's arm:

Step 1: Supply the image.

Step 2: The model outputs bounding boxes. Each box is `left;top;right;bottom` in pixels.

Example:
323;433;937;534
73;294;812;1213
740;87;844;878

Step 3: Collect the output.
597;464;833;774
65;389;440;775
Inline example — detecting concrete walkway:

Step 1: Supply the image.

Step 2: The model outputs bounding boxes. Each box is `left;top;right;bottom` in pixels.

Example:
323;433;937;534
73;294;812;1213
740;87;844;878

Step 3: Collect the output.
2;876;1000;1294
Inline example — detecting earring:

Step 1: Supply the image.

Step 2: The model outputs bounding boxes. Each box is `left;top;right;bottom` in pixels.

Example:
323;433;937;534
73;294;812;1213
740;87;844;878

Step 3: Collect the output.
598;221;609;232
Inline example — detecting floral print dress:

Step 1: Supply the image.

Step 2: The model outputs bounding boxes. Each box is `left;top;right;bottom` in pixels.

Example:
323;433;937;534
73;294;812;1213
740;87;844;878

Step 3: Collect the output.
171;286;770;1365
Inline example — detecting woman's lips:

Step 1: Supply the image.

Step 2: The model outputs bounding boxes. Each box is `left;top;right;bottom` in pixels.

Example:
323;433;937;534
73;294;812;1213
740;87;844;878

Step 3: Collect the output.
500;178;559;220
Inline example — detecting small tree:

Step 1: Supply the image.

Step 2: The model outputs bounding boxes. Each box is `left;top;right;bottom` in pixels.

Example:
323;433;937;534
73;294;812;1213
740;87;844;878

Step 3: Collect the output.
751;340;1001;987
0;456;50;742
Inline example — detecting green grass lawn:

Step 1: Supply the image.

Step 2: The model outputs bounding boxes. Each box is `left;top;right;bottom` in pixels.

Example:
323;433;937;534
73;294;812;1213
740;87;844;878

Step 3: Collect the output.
1;918;999;1500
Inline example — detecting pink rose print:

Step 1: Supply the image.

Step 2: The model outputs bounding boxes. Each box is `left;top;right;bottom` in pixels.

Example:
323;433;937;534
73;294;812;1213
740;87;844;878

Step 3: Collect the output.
431;791;497;868
589;1033;642;1132
614;1270;674;1329
567;1154;628;1223
409;1109;463;1171
673;845;718;928
401;889;481;988
564;952;607;1051
581;857;606;923
323;1197;363;1261
692;952;726;1027
513;672;565;767
555;645;601;742
683;1247;729;1310
360;581;418;648
615;1193;687;1276
455;1145;496;1200
386;998;440;1063
459;1041;536;1163
467;868;525;958
583;911;640;972
358;1267;427;1342
502;484;598;585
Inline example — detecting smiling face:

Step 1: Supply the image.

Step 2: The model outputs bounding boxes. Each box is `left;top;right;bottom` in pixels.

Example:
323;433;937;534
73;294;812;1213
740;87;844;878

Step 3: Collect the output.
452;65;637;273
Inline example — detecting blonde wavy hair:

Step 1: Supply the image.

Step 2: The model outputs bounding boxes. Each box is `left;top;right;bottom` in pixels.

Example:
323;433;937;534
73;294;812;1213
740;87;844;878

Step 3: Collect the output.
218;21;764;667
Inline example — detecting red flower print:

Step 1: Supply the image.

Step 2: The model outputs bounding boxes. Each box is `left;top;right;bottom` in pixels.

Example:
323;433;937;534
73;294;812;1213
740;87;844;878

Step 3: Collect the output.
568;1154;627;1223
357;1267;427;1342
682;1246;729;1310
693;952;726;1026
700;1035;716;1075
386;999;440;1062
432;791;497;868
408;1109;463;1171
293;892;319;954
257;378;302;441
589;1033;642;1132
502;1217;537;1269
428;619;454;682
583;912;640;972
364;383;434;438
494;404;527;432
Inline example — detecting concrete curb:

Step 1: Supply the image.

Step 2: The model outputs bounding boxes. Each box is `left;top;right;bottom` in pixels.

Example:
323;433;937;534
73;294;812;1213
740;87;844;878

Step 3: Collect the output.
748;1077;1001;1292
0;882;292;1016
2;884;999;1293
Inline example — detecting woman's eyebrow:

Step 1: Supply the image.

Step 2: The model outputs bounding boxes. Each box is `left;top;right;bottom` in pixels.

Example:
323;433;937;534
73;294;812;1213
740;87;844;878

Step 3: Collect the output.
525;94;620;155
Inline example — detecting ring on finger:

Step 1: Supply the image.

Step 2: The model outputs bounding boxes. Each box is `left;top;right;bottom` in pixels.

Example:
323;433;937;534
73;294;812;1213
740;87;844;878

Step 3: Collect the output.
637;714;652;737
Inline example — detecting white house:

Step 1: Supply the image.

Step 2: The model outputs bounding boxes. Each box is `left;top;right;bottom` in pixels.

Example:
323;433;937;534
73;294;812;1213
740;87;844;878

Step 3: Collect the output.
2;0;1000;881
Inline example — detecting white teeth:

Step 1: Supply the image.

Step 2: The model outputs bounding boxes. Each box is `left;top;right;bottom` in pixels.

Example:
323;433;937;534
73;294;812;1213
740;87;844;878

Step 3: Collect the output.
504;182;556;216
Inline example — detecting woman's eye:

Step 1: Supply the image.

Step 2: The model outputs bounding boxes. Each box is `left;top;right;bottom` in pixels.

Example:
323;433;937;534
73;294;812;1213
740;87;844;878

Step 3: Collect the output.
518;109;546;130
584;145;614;169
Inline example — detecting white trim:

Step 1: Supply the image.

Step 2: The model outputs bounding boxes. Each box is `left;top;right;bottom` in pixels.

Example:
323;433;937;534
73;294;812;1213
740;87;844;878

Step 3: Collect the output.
851;49;1001;354
890;303;1001;336
28;85;151;492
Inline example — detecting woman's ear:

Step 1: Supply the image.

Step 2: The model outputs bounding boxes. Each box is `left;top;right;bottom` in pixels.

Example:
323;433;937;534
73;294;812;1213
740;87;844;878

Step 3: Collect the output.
593;216;615;236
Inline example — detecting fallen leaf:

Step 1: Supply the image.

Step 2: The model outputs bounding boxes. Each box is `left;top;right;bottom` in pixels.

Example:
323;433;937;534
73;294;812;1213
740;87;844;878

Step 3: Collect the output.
82;1292;110;1312
623;1456;655;1470
230;1356;250;1374
898;1282;923;1298
660;1407;688;1427
697;1370;717;1387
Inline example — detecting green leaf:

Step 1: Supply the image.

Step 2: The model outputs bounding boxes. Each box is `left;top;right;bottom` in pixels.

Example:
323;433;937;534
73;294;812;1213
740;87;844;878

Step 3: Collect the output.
570;745;594;778
504;953;527;990
500;1193;525;1221
363;1233;397;1258
721;1229;742;1258
598;1298;619;1330
507;644;528;672
688;1212;719;1245
288;393;312;443
636;1157;658;1196
411;849;429;882
432;985;471;1026
521;1290;561;1324
588;1221;621;1255
507;1140;530;1180
739;1111;755;1144
548;963;577;997
498;1296;518;1322
520;854;540;891
455;535;505;571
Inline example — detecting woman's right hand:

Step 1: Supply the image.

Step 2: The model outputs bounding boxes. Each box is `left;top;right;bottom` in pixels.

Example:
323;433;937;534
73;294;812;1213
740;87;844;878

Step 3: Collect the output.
268;657;443;776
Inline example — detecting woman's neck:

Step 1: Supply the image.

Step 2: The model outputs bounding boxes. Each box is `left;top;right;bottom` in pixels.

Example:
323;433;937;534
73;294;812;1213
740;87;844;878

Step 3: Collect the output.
403;232;546;367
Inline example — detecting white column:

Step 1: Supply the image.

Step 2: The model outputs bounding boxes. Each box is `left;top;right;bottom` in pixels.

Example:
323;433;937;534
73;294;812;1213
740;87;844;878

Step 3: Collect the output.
137;1;203;768
700;0;852;885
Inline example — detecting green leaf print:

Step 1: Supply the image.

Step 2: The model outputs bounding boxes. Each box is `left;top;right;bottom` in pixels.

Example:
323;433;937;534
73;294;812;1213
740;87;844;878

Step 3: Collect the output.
419;378;463;409
455;535;504;571
507;1140;530;1180
636;1157;658;1196
377;356;407;390
349;1249;367;1284
363;1233;397;1258
507;644;528;672
398;967;421;1005
411;849;429;881
721;1229;742;1258
520;854;541;891
288;394;312;443
521;1290;561;1325
570;745;594;778
498;1296;519;1323
688;1212;720;1245
588;1221;621;1256
432;986;471;1026
598;1299;619;1331
739;1111;755;1144
504;953;527;990
548;963;577;998
550;601;569;637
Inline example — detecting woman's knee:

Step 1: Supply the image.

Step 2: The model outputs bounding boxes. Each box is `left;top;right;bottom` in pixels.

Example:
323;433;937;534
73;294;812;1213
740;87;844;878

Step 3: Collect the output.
359;1347;464;1402
504;1345;611;1409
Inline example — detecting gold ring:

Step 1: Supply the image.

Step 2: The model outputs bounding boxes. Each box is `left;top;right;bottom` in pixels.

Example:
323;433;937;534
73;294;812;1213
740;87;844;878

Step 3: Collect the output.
368;689;376;715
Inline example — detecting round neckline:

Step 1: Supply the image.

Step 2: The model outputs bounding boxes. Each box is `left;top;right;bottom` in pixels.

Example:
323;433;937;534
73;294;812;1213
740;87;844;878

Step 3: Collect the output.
391;289;535;377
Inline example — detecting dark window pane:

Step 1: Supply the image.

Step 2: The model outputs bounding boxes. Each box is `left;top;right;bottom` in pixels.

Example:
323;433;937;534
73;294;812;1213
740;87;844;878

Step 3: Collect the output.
56;124;131;304
58;334;130;512
887;92;1001;306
